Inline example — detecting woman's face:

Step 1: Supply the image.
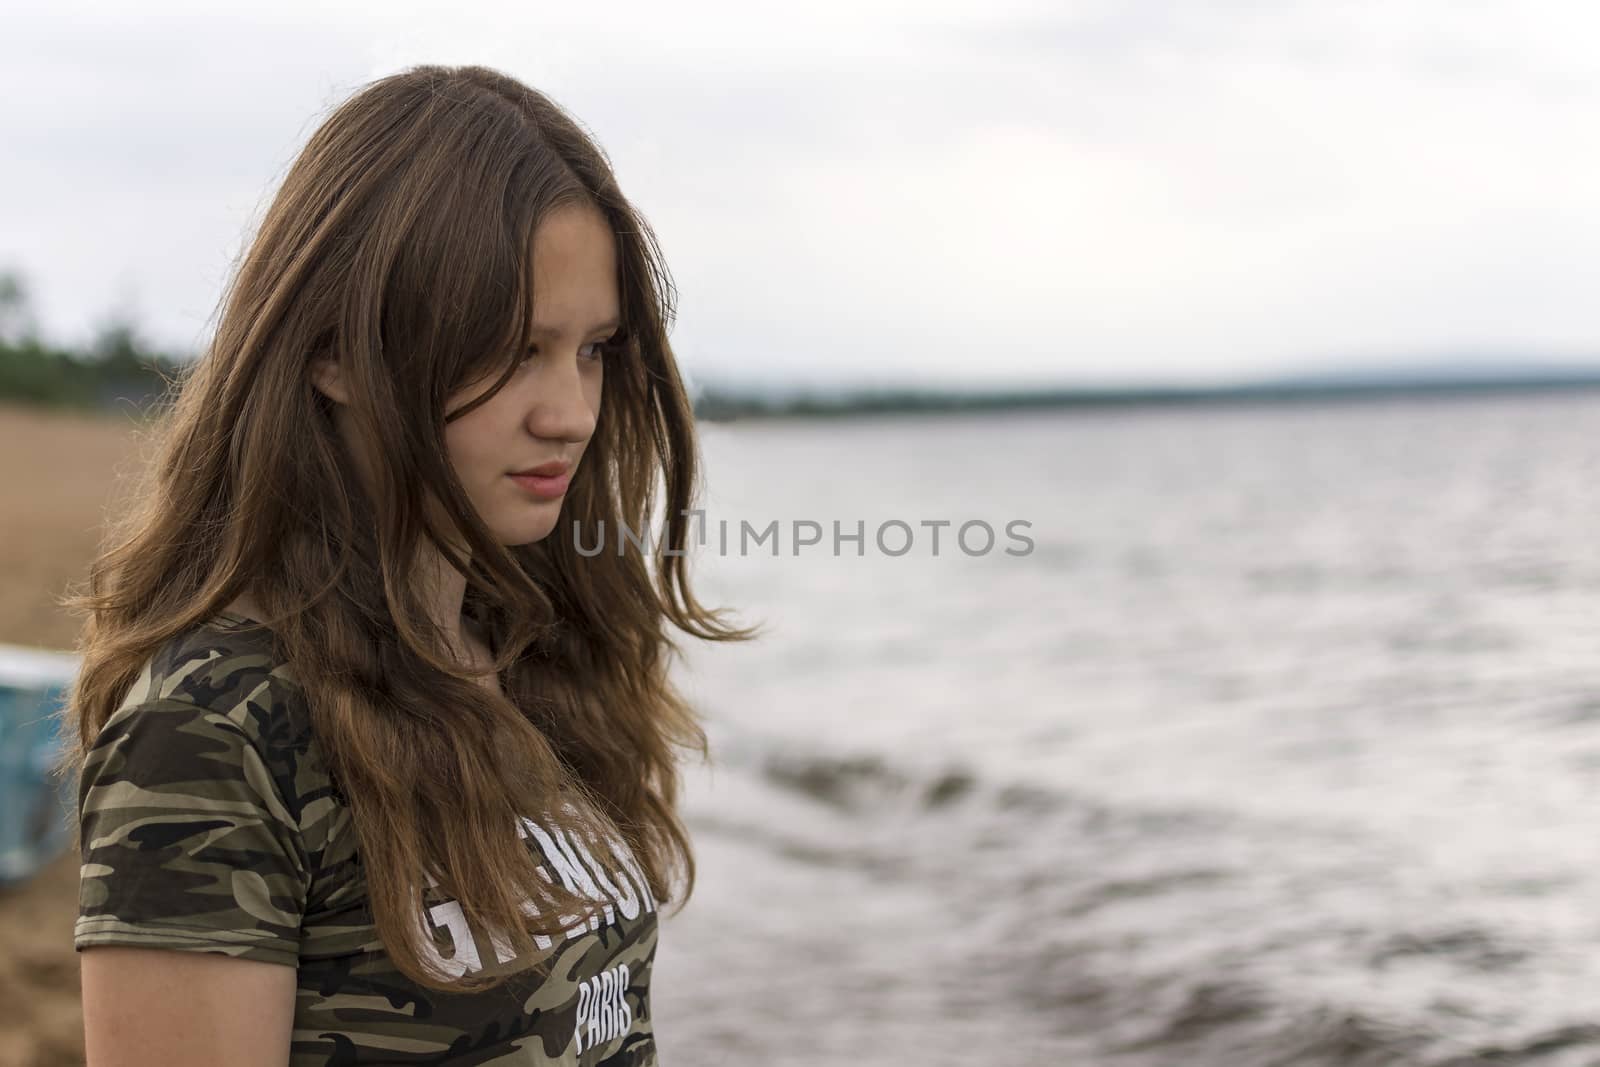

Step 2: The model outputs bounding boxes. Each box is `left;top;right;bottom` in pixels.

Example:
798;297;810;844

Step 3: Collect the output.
444;202;617;548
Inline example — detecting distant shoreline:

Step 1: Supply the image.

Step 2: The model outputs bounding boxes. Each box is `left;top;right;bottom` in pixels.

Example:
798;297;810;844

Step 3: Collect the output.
692;373;1600;421
9;352;1600;423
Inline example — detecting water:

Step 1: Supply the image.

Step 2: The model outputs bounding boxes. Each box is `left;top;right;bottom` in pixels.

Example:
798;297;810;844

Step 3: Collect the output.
649;390;1600;1066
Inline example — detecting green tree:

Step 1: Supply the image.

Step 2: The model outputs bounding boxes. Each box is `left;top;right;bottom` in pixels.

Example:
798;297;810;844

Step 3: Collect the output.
0;269;38;346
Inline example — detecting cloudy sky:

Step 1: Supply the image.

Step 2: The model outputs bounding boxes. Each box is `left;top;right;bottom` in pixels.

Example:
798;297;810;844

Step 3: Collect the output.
4;0;1598;390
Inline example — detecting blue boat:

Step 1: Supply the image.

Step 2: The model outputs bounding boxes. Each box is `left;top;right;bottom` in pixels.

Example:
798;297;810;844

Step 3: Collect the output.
0;643;79;886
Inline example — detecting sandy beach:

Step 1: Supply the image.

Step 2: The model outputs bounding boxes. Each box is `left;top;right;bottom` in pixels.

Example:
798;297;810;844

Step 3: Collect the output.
0;403;141;1067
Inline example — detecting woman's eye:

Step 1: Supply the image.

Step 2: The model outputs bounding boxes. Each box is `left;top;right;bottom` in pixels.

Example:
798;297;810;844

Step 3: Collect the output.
518;337;615;367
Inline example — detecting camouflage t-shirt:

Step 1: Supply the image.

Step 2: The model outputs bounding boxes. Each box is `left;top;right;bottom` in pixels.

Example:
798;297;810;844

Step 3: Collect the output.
75;613;661;1065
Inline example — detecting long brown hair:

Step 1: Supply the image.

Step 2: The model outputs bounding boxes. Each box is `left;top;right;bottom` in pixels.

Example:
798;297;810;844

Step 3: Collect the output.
55;64;751;992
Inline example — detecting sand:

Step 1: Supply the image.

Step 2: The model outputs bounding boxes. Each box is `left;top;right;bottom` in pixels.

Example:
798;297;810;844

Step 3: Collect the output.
0;402;146;1067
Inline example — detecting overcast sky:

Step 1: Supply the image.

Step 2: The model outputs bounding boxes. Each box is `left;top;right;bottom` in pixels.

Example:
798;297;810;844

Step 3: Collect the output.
5;0;1599;390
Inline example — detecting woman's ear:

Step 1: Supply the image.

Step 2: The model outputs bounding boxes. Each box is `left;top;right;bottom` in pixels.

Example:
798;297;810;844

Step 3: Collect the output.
310;355;352;405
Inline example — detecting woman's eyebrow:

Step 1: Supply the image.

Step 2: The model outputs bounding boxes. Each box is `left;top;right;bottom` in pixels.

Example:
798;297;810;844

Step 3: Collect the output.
527;317;621;338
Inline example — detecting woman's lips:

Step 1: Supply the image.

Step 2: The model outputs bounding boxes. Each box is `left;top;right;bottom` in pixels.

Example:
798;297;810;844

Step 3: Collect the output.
511;461;568;477
508;470;570;500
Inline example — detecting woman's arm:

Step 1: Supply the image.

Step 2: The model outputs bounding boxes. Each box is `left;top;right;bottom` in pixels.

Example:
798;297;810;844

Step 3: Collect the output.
81;946;296;1067
75;693;310;1064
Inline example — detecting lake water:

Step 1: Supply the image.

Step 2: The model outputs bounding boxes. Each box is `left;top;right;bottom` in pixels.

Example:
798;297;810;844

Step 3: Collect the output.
650;390;1600;1067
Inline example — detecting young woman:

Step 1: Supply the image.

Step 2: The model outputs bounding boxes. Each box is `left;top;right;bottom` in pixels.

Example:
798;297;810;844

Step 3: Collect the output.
57;64;748;1065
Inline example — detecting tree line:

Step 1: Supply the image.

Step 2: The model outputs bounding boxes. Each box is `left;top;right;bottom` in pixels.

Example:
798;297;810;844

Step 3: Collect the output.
0;269;183;412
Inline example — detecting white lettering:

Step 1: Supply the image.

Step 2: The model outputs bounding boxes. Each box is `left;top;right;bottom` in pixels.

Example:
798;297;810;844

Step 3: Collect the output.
527;823;605;931
532;864;593;940
553;828;615;927
574;983;592;1053
611;845;658;914
588;835;641;921
596;967;615;1045
416;812;647;979
616;963;633;1032
572;962;633;1053
565;830;632;921
519;895;556;951
419;899;481;977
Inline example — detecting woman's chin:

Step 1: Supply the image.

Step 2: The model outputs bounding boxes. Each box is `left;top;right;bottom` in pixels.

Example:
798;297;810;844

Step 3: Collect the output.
495;512;562;547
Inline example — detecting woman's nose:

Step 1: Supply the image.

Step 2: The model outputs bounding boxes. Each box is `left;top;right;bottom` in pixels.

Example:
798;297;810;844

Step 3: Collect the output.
525;356;599;443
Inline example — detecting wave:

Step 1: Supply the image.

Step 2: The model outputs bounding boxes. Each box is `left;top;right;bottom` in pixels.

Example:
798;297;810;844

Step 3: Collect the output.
758;749;979;813
749;744;1240;840
1368;924;1535;974
686;738;1600;1066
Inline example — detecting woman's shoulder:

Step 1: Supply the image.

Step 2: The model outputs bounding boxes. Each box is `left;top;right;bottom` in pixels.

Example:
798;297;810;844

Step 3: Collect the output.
76;613;329;967
86;612;329;832
113;611;313;757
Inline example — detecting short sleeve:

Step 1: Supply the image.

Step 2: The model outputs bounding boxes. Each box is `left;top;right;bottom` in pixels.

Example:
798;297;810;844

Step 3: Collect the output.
74;698;309;966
